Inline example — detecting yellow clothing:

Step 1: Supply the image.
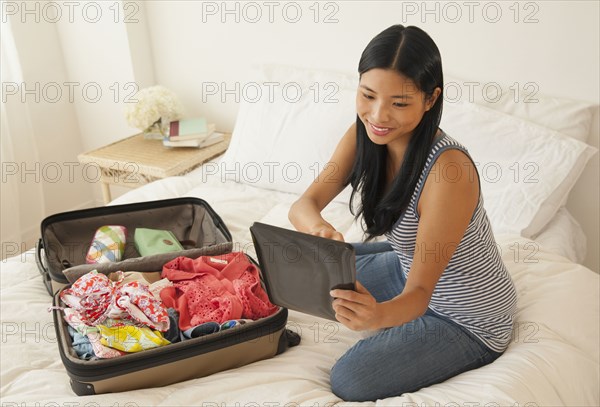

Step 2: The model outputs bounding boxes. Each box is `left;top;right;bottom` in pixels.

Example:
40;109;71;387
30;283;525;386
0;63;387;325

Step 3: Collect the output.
98;325;170;352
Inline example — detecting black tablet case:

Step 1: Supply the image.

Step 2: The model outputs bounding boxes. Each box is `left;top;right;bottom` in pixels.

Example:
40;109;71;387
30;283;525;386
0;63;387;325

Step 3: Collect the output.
250;222;356;321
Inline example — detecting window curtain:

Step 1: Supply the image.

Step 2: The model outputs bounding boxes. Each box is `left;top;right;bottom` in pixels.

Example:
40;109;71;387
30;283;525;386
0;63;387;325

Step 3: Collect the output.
1;20;45;259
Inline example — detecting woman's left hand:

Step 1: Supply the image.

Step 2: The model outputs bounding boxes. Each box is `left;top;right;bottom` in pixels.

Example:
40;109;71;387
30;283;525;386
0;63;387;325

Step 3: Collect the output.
330;281;383;331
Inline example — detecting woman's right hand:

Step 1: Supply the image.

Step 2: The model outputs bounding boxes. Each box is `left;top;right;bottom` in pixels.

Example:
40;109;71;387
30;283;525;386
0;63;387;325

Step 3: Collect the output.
288;122;356;243
309;225;345;242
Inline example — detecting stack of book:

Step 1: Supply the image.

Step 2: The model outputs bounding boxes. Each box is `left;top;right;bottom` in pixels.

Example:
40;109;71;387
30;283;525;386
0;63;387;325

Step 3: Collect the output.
163;118;224;148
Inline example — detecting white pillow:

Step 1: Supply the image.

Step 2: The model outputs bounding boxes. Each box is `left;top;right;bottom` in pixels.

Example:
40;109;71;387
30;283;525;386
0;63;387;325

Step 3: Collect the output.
444;74;596;142
221;64;596;235
441;101;597;238
220;65;357;203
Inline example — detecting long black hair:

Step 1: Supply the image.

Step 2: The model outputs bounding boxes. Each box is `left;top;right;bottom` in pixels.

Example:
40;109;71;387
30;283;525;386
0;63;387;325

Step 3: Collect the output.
348;25;444;240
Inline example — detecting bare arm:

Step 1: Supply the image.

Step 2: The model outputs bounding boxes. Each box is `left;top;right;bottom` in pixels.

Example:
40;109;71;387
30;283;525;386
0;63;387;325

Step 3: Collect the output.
332;149;480;329
288;122;357;241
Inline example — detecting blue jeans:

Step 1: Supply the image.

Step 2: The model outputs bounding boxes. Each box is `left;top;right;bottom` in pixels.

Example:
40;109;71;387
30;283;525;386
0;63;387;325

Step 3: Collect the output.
330;241;502;401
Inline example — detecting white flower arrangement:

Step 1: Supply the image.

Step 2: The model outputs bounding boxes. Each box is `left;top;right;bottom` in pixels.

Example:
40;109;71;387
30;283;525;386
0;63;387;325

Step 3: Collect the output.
125;85;184;136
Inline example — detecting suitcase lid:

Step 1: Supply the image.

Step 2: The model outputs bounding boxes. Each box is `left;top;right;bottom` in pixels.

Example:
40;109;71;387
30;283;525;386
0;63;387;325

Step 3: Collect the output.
37;198;232;292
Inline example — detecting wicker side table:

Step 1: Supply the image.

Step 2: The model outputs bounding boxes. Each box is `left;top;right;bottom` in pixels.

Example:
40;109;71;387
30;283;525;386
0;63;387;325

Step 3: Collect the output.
78;133;231;204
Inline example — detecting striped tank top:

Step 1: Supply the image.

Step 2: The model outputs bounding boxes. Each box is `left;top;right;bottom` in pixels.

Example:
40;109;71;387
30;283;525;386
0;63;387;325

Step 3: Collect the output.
385;132;517;353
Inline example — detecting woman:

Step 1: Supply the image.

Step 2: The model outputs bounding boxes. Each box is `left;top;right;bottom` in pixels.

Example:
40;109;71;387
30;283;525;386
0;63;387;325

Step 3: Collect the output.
288;24;517;401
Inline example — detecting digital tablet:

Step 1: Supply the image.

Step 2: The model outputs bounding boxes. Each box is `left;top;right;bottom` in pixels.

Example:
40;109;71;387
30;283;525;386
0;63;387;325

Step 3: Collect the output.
249;222;356;321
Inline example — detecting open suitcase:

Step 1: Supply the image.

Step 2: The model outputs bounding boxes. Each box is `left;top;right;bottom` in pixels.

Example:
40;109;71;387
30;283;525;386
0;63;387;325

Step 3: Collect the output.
36;197;300;395
36;197;234;296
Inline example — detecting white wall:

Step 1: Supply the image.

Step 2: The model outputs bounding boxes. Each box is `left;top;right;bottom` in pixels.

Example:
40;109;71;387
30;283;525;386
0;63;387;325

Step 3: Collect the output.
1;8;94;257
1;0;154;255
54;0;156;202
142;1;599;271
3;1;598;271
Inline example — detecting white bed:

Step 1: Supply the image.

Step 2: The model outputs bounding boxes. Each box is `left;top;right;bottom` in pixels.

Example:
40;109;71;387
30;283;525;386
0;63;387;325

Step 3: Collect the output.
1;66;598;405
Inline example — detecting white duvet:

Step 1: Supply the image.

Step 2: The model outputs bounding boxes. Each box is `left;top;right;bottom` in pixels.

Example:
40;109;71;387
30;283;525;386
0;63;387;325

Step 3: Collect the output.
1;169;598;406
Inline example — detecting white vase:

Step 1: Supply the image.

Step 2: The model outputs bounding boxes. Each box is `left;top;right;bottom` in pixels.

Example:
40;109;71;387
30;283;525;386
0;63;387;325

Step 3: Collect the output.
143;118;169;140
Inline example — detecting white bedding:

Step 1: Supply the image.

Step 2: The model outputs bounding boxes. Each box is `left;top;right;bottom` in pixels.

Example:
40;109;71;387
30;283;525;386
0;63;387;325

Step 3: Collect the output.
1;169;598;406
532;207;587;265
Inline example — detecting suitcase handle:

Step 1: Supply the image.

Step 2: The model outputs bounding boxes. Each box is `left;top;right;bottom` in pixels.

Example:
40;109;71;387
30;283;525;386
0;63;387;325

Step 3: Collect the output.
35;238;46;273
35;238;53;296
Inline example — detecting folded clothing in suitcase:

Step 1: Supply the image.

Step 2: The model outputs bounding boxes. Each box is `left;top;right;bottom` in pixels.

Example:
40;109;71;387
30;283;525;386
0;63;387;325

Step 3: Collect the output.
52;264;299;395
43;198;300;395
36;198;232;296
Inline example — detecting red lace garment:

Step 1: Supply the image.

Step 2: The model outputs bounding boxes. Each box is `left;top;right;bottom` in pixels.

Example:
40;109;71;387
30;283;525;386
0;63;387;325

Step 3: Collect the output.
160;252;278;330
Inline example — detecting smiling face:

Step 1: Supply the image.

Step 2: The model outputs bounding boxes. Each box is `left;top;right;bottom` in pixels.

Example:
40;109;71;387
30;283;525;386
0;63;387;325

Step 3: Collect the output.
356;68;439;150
